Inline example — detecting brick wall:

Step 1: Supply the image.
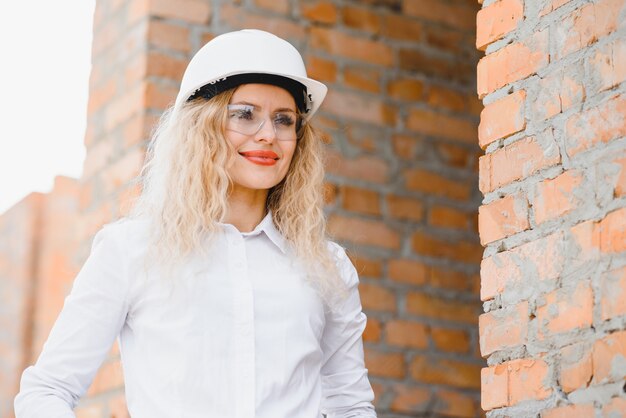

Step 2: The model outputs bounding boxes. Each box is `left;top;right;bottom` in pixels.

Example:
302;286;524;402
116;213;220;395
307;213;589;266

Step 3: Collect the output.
1;0;486;417
477;0;626;415
0;177;81;418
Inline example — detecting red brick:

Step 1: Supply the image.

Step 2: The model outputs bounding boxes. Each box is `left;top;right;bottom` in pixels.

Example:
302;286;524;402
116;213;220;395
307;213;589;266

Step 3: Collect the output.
403;0;476;31
408;108;478;144
478;90;526;149
412;231;483;264
600;266;626;321
533;170;584;225
559;343;593;393
381;14;422;41
305;55;337;82
599;207;626;254
387;78;424;101
536;282;593;337
477;30;549;98
325;150;389;184
323;182;337;205
407;292;479;324
399;48;473;83
431;327;471;354
540;0;574;16
87;77;117;115
386;194;424;222
479;135;561;193
434;390;478;417
146;51;187;81
130;0;211;24
476;0;524;50
481;231;564;301
310;27;393;66
386;319;429;349
424;25;467;55
410;356;481;389
592;330;626;384
300;1;337;24
104;83;145;132
101;147;145;197
602;397;626;416
426;85;465;113
145;81;178;110
509;359;552;405
478;193;530;245
436;143;473;169
481;365;509;410
324;90;396;126
389;384;431;414
588;38;626;94
82;138;115;180
147;20;190;53
344;66;380;93
542;404;595;418
359;283;397;312
554;0;626;60
340;185;381;216
392;134;422;160
220;4;305;41
428;205;472;230
328;215;400;250
350;255;382;278
363;317;382;342
565;95;626;156
253;0;289;13
364;348;406;378
342;5;380;34
388;259;428;285
479;301;529;356
431;267;476;292
405;169;471;201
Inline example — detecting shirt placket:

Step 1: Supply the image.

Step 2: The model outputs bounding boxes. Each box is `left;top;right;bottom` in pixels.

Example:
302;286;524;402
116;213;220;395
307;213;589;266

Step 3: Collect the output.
229;231;256;418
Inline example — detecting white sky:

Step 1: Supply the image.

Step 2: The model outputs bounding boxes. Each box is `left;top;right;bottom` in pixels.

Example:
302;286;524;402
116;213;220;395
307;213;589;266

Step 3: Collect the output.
0;1;95;214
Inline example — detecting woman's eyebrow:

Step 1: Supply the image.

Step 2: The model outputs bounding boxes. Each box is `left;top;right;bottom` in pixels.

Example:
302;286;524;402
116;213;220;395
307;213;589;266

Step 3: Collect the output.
229;101;259;109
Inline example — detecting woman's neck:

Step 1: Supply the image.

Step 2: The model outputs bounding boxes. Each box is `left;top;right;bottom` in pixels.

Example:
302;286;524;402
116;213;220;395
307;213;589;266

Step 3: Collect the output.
223;186;269;232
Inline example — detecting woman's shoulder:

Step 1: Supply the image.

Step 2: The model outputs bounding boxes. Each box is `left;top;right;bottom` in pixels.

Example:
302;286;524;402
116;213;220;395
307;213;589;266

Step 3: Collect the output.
91;217;153;252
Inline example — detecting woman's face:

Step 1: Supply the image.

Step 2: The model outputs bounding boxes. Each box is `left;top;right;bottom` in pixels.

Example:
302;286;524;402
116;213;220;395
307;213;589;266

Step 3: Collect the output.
225;83;299;193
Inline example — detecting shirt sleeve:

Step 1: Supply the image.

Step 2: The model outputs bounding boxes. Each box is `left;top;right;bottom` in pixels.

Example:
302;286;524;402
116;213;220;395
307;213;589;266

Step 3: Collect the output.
320;243;377;418
14;223;130;418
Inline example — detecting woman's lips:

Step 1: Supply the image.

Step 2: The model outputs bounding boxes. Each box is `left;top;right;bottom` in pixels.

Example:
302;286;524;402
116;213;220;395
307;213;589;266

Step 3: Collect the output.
239;150;279;166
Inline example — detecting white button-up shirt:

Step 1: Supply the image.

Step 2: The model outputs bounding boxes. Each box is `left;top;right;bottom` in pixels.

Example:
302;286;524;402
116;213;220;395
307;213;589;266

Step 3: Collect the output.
14;213;377;418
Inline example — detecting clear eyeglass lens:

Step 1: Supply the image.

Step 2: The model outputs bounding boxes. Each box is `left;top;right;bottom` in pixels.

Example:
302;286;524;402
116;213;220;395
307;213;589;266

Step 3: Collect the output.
227;104;301;141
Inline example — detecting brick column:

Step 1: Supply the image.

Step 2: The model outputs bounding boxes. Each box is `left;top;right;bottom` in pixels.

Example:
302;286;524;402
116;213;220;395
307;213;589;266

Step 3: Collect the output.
477;0;626;415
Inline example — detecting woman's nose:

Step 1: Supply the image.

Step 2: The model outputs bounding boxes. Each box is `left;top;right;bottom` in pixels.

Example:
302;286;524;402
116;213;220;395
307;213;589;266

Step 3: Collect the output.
253;118;277;143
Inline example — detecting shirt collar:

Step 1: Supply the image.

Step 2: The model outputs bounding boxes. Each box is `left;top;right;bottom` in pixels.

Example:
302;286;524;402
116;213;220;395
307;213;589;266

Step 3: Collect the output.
251;211;288;254
220;210;288;254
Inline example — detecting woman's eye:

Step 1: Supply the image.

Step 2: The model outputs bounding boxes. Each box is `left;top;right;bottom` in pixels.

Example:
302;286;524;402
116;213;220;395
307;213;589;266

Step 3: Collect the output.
232;109;253;120
274;113;295;126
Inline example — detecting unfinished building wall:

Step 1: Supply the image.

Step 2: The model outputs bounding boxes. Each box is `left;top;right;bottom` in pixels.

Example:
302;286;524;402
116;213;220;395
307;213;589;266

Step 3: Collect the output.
477;0;626;415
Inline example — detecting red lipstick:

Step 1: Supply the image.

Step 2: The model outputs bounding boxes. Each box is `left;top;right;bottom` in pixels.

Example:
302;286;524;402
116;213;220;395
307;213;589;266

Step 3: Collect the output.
239;150;279;166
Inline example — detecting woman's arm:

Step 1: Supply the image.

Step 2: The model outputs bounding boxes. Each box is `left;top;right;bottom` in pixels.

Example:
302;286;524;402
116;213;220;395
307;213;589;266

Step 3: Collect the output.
14;223;130;417
320;244;377;418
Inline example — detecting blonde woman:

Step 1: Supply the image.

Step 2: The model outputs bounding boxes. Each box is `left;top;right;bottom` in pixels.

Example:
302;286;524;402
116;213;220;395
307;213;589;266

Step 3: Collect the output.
15;29;377;418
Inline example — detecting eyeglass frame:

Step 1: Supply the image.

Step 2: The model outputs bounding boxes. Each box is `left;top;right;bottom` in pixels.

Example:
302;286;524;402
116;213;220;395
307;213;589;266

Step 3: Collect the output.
225;103;305;141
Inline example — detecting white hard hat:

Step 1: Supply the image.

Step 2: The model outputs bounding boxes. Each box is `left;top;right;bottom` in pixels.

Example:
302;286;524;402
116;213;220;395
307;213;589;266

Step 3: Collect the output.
175;29;327;120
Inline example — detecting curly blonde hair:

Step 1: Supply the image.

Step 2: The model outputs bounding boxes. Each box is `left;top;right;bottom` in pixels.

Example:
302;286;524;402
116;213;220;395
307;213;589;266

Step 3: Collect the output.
131;89;347;305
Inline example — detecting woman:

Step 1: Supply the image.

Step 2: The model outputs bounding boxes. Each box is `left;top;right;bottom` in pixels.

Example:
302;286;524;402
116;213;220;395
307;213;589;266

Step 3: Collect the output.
15;29;377;418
